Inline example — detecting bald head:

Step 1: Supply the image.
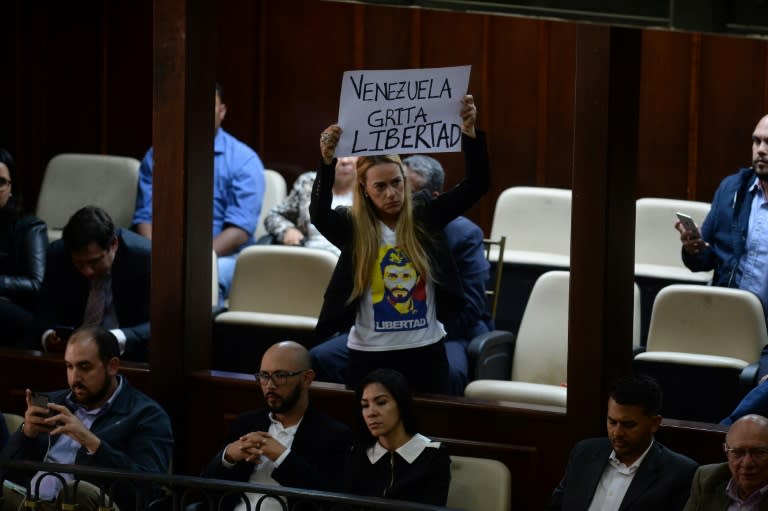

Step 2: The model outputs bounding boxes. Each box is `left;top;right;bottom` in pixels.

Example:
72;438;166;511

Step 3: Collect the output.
261;341;311;372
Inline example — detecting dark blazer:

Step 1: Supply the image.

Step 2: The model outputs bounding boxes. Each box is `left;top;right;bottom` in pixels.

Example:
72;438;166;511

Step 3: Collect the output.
0;377;173;508
683;462;768;511
547;437;698;511
32;228;151;360
202;405;352;510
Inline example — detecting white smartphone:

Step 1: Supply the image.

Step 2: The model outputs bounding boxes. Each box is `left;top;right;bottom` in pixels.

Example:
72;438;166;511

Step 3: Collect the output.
676;212;701;239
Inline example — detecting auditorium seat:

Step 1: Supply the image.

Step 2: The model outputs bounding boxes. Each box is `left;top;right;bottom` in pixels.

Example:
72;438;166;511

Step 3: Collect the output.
487;186;572;332
447;455;511;511
634;284;768;422
465;271;641;410
634;197;712;342
212;245;337;373
36;153;140;241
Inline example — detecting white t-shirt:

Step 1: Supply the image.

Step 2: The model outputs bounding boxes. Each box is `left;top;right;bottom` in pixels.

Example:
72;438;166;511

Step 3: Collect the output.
348;222;446;351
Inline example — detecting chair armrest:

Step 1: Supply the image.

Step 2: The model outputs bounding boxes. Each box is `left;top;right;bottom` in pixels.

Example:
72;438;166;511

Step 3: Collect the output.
633;345;646;357
740;362;760;392
468;330;516;380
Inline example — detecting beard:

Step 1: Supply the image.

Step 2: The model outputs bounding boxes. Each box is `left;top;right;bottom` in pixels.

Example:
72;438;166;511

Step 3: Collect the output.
71;372;112;407
265;382;302;414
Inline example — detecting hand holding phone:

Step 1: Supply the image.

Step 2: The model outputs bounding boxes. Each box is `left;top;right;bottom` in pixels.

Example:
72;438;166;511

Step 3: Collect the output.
31;392;51;417
676;212;701;239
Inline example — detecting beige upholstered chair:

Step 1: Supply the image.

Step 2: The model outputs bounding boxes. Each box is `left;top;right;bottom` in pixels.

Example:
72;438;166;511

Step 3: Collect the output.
488;186;571;268
36;153;140;242
465;271;641;409
3;412;24;434
254;169;287;241
213;245;338;372
634;284;768;421
634;197;712;282
447;455;511;511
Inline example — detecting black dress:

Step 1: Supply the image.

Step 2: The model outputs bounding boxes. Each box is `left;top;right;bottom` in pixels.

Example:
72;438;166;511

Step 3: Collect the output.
342;434;451;506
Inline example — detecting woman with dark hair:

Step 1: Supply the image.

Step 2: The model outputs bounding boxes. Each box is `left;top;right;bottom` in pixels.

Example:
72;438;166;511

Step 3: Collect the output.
0;148;47;346
342;368;451;506
310;94;489;394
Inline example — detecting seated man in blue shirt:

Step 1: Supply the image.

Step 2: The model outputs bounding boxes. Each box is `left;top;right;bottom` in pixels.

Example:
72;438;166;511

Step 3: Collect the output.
132;83;265;302
310;155;491;395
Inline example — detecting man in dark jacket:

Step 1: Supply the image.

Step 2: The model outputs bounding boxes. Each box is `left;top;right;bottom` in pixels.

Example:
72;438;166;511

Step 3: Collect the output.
0;326;173;511
201;341;352;511
30;206;151;361
677;114;768;320
547;376;698;511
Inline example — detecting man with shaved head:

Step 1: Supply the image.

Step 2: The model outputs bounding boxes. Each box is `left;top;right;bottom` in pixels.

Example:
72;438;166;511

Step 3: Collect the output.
201;341;351;511
684;414;768;510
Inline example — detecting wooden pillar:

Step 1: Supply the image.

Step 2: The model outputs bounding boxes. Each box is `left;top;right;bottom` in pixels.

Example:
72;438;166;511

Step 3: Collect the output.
151;0;216;468
567;25;641;441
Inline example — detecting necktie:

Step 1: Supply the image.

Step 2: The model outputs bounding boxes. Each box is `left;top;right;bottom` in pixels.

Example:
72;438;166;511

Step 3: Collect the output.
82;277;107;327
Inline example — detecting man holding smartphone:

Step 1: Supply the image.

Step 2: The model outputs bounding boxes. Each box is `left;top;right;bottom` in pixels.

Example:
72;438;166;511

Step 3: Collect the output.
0;326;173;511
677;114;768;324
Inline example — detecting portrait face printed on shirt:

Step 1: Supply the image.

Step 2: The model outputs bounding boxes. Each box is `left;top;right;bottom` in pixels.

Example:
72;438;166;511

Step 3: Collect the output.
70;237;118;281
361;382;404;440
65;333;119;410
725;416;768;499
605;398;661;466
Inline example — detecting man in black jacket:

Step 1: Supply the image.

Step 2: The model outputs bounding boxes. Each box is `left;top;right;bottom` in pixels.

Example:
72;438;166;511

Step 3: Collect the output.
202;341;352;511
547;376;698;511
30;206;150;361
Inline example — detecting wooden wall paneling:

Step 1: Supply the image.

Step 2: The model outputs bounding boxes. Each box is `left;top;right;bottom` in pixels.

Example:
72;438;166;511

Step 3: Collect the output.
636;30;693;199
151;0;217;471
15;2;52;211
260;0;357;180
485;16;542;194
216;0;260;156
419;9;491;230
359;5;414;68
543;21;578;190
43;3;103;158
695;34;768;202
1;2;18;151
568;24;640;442
103;0;153;160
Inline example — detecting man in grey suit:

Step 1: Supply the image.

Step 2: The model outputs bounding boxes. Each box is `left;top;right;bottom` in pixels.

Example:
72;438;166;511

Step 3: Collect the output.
547;375;698;511
684;414;768;510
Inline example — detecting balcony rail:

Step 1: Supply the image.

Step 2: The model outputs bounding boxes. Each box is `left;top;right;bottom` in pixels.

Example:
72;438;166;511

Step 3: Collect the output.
0;460;460;511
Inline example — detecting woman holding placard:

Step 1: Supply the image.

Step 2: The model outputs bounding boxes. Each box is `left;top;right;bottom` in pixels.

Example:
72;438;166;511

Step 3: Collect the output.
309;94;489;394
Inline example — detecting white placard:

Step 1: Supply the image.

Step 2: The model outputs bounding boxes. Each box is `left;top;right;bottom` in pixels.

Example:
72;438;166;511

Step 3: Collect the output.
336;65;471;157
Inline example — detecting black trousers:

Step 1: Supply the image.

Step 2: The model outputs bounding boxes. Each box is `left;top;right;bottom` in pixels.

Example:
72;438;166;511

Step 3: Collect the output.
347;339;451;395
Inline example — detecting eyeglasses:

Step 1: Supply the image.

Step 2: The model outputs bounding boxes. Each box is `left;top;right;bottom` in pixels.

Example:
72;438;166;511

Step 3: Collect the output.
0;178;11;188
724;445;768;461
254;370;306;386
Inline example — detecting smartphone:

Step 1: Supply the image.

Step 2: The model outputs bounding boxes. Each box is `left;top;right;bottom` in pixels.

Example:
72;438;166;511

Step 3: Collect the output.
54;326;75;341
31;392;51;416
676;212;701;239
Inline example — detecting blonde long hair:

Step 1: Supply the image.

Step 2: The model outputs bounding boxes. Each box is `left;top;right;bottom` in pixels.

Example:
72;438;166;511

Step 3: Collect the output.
349;155;432;302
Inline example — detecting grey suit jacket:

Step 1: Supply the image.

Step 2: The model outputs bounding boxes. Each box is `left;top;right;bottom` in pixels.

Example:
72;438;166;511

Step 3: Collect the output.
683;462;768;511
547;437;698;511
